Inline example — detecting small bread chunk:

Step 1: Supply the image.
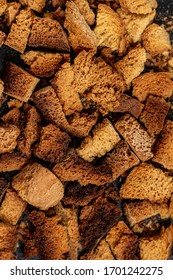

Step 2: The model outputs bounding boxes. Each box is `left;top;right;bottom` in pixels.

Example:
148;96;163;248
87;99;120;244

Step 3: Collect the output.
152;120;173;170
0;30;6;47
94;4;128;55
77;118;120;162
4;8;33;53
103;141;140;180
80;239;114;260
0;152;27;172
4;2;21;26
28;16;70;51
106;221;138;260
120;163;173;203
119;0;157;14
140;95;169;136
139;225;173;260
142;23;171;67
79;187;122;252
3;62;39;102
115;114;154;161
53;149;112;186
12;163;64;211
0;124;20;154
0;177;9;204
21;51;64;77
0;251;16;260
34;124;70;163
19;0;46;13
64;1;97;53
1;107;20;126
8;99;23;109
115;46;146;87
117;8;155;43
132;72;173;102
0;188;26;225
0;79;4;98
124;201;170;234
73;0;95;25
0;222;17;252
0;0;7;16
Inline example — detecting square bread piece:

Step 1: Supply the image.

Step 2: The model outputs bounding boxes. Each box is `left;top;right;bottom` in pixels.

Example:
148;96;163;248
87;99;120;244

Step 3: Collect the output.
3;62;39;102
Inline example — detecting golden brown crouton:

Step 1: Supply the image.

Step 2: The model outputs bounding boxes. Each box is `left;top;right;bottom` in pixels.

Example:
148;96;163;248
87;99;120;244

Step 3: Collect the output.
1;107;20;126
80;239;114;260
0;251;16;260
0;31;6;47
73;0;95;25
0;177;9;204
19;0;46;13
0;222;17;252
0;0;7;16
120;163;173;203
12;163;64;210
4;2;21;26
0;79;4;98
0;124;20;154
119;0;157;14
0;152;27;172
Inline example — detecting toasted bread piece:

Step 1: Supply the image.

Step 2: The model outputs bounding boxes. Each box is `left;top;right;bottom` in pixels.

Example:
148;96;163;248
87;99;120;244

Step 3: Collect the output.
117;8;155;43
140;95;169;136
169;195;173;219
4;2;21;26
73;0;95;25
77;118;120;162
34;124;70;163
1;107;20;126
64;1;97;53
120;163;173;203
3;62;39;102
53;149;112;186
94;4;128;55
124;201;170;233
0;79;4;98
0;222;17;251
103;141;140;180
80;239;114;260
0;0;7;16
0;251;16;260
119;0;157;14
0;124;20;154
0;178;9;204
142;23;171;67
106;221;138;260
115;46;146;87
115;114;154;161
8;99;23;109
0;152;27;172
28;16;70;51
12;163;64;211
0;188;26;225
139;225;173;260
5;8;33;53
0;30;6;47
19;0;46;13
132;72;173;102
152;120;173;170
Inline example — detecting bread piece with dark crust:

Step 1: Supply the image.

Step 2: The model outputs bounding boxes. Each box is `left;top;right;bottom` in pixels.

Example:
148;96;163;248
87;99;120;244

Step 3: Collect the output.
0;124;20;154
0;152;27;172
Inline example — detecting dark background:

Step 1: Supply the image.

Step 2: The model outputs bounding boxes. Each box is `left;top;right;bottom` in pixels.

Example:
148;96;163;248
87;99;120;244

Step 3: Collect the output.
156;0;173;42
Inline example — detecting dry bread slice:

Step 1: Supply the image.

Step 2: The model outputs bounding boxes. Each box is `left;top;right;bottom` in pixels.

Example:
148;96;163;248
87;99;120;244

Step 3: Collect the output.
119;0;157;15
94;4;128;55
12;163;64;210
28;16;70;51
19;0;46;13
73;0;95;25
152;120;173;170
64;1;97;53
0;124;20;154
77;118;121;162
120;163;173;203
0;152;27;172
139;225;173;260
3;62;39;102
115;114;154;161
5;8;33;53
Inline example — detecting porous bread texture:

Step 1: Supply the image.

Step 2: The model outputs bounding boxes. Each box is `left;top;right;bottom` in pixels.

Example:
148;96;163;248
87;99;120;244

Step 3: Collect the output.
19;0;46;13
0;30;6;47
115;45;146;87
132;72;173;102
119;0;157;15
28;16;70;51
12;163;64;211
80;239;114;260
4;2;21;26
139;225;173;260
0;152;27;172
0;79;4;98
0;251;16;260
4;8;33;53
140;95;169;136
0;222;17;255
0;178;9;204
77;118;120;162
0;0;7;16
0;124;20;154
73;0;95;25
120;163;173;203
3;62;39;102
115;114;154;161
1;107;20;126
64;1;97;53
94;4;128;55
0;188;27;225
117;8;155;43
152;120;173;170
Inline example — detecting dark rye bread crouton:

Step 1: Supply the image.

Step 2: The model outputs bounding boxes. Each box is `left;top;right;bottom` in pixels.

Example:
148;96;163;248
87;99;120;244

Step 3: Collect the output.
0;188;26;225
73;0;95;25
119;0;157;14
28;16;70;51
19;0;46;13
4;8;33;53
152;120;173;170
103;141;140;181
0;152;27;172
140;95;169;136
0;177;9;204
3;62;39;102
0;124;20;154
34;124;70;163
120;163;173;203
64;1;97;53
53;149;112;186
12;163;64;211
139;225;173;260
115;114;154;161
